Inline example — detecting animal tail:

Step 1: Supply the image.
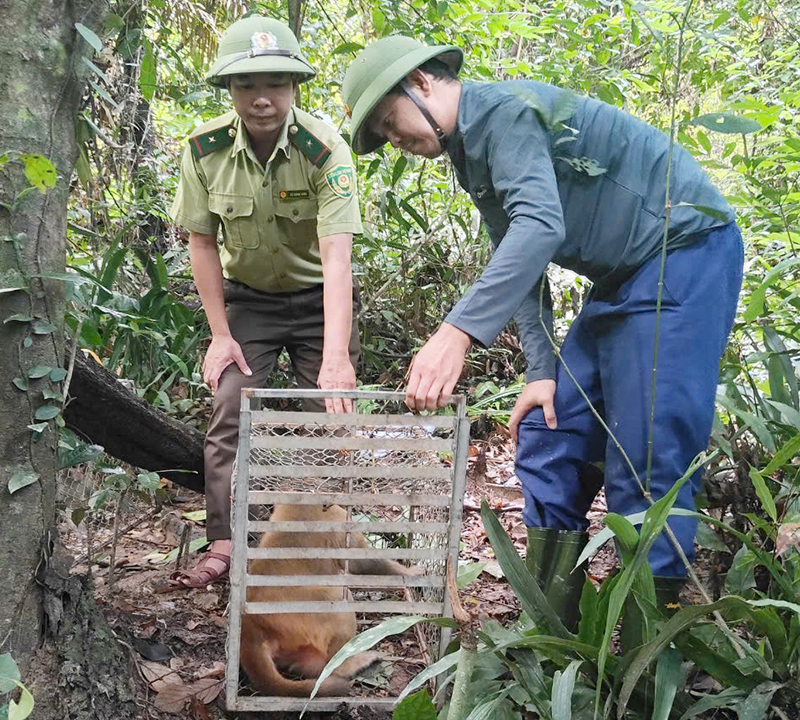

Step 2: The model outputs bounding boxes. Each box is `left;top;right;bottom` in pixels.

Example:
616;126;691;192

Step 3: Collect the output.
240;619;350;698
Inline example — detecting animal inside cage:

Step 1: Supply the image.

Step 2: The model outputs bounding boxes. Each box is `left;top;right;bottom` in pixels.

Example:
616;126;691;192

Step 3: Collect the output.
225;389;470;713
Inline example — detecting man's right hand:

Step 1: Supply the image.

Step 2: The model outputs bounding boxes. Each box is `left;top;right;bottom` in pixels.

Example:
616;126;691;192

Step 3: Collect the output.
508;379;557;443
202;334;252;394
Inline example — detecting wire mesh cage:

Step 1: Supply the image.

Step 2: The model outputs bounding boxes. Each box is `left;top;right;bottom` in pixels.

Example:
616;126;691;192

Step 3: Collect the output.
225;389;470;713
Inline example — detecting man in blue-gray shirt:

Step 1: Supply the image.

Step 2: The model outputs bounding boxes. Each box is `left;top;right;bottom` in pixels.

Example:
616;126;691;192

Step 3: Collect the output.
343;37;742;629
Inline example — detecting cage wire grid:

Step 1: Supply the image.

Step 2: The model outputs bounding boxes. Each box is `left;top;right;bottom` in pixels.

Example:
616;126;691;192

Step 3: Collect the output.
225;389;470;713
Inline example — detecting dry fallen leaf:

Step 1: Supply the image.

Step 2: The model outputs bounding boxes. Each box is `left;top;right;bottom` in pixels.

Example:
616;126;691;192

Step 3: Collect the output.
195;661;225;679
139;660;181;693
192;677;224;704
154;678;222;713
195;592;220;610
154;682;192;713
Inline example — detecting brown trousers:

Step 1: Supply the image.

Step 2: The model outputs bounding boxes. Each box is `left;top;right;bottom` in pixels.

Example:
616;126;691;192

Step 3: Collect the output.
204;280;360;541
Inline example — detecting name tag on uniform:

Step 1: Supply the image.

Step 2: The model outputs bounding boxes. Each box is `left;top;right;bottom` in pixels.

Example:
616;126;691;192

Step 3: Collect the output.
278;189;310;200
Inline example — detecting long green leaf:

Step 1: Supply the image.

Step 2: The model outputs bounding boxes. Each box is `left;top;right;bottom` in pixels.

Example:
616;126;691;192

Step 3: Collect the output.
746;607;788;667
743;257;800;321
690;112;761;134
97;242;126;305
762;431;800;476
763;327;799;407
481;501;570;639
551;659;581;720
653;648;682;720
716;393;776;452
464;690;512;720
673;632;755;691
600;459;700;716
748;467;778;522
396;649;460;702
306;616;455;706
618;597;770;716
735;681;782;720
577;578;600;646
139;39;157;102
677;686;746;720
75;22;102;52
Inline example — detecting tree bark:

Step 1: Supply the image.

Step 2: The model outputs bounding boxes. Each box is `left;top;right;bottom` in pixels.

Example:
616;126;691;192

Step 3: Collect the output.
0;0;105;679
64;352;205;493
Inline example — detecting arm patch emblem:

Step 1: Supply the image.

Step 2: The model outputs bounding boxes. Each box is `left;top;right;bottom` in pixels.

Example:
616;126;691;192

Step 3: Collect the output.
325;165;355;198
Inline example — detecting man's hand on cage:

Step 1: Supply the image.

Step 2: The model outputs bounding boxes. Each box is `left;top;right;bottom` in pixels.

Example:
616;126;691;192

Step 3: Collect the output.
405;323;471;412
318;356;356;413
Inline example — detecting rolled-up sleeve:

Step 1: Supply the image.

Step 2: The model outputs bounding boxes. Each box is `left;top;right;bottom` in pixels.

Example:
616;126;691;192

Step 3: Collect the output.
444;97;565;378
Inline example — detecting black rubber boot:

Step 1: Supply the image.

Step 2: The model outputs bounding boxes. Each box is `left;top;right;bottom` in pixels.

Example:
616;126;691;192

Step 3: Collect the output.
526;527;590;632
622;576;685;654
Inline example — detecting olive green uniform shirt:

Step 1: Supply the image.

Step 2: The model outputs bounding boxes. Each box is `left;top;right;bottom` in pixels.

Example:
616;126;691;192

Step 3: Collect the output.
170;107;362;292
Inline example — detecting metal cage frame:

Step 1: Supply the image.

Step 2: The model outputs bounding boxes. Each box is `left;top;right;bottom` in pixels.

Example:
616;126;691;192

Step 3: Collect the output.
225;389;470;713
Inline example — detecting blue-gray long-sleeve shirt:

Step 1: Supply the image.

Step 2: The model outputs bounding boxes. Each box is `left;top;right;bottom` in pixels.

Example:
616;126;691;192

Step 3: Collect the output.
443;81;735;381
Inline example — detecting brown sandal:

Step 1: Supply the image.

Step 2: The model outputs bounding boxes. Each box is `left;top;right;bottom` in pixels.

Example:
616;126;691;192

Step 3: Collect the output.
167;551;231;589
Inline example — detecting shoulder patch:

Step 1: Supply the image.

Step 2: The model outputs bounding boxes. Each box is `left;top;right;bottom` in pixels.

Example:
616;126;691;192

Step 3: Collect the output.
189;125;236;159
325;165;355;198
288;122;332;168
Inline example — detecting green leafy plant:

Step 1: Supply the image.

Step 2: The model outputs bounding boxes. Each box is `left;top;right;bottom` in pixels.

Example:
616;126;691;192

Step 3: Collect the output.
0;654;34;720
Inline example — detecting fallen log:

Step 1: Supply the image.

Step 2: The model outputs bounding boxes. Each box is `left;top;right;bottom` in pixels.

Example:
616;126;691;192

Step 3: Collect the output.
64;352;205;494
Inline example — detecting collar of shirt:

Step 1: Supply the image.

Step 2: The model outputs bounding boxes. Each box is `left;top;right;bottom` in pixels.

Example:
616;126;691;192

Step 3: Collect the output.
230;107;294;165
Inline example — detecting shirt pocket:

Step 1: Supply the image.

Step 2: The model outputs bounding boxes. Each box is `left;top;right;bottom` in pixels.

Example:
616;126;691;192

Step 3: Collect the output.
274;196;318;224
209;192;258;250
274;197;318;251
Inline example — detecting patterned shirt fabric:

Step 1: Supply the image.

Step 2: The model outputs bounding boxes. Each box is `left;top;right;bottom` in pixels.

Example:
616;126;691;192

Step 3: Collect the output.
443;80;735;381
171;106;362;292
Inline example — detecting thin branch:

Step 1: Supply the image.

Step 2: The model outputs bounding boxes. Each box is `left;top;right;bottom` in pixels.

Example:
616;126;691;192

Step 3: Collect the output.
645;0;695;494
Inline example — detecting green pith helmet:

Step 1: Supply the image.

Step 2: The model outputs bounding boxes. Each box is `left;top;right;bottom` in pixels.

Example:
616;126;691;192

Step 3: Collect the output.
206;16;316;87
342;36;463;154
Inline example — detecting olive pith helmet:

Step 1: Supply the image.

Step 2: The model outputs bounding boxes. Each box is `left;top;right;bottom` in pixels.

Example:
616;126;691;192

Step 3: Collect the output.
342;36;463;154
206;16;316;87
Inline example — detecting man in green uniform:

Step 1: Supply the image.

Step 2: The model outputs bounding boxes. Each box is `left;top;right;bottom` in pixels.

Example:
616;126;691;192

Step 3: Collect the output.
168;16;362;588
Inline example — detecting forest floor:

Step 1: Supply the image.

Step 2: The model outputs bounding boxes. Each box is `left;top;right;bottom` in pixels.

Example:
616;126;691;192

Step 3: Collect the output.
59;433;711;720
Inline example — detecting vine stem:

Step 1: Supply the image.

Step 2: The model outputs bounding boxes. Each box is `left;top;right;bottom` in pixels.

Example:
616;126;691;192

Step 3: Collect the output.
645;0;695;495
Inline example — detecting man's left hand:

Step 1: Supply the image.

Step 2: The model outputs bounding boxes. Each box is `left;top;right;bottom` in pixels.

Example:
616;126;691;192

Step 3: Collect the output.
406;323;471;411
317;356;357;413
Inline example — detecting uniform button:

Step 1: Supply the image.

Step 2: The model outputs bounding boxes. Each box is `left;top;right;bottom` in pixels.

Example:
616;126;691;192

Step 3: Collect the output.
267;214;274;222
262;181;268;187
226;205;233;213
289;125;298;134
292;208;299;217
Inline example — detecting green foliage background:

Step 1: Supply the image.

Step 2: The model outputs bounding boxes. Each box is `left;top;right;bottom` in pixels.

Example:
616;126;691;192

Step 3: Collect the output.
42;1;800;717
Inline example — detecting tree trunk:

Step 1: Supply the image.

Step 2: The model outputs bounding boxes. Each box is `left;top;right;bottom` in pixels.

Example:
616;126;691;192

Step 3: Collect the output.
64;352;205;493
0;0;105;680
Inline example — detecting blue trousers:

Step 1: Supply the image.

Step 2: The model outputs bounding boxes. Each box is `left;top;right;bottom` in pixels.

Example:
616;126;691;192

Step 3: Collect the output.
516;223;743;577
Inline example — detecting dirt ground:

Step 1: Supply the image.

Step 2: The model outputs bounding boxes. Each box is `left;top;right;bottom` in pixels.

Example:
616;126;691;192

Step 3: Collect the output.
60;433;712;720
